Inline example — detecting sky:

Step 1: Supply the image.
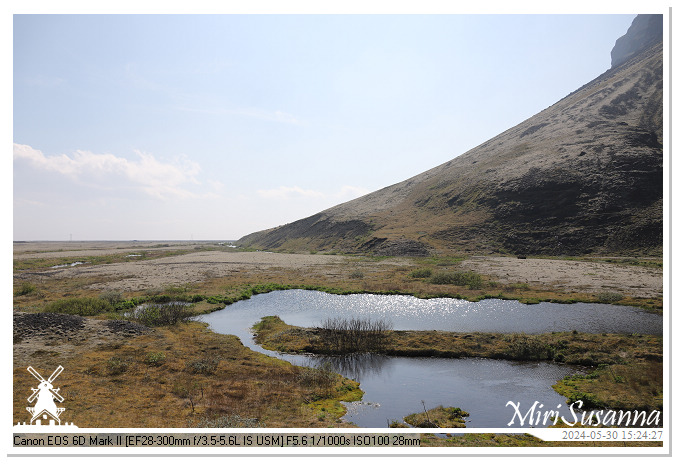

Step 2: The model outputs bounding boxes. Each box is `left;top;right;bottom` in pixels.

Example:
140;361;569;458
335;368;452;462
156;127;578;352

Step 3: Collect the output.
11;8;654;241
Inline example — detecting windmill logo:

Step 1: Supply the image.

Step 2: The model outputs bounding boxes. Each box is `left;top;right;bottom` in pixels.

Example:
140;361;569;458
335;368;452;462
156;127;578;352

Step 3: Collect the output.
15;365;77;428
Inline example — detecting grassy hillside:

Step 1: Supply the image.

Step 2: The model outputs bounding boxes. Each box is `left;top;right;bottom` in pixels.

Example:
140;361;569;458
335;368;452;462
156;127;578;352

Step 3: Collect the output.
239;40;662;257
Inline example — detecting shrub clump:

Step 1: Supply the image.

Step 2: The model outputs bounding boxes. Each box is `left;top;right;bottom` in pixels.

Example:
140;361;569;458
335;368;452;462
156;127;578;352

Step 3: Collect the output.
126;302;194;326
297;361;336;390
14;281;37;296
409;268;432;279
318;317;392;353
186;356;220;375
503;333;553;360
144;352;166;366
430;271;483;289
107;356;129;375
99;290;124;306
44;297;114;316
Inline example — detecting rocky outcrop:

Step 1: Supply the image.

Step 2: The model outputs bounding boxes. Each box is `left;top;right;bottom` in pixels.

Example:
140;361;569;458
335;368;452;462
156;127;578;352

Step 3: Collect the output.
611;14;662;68
238;16;663;257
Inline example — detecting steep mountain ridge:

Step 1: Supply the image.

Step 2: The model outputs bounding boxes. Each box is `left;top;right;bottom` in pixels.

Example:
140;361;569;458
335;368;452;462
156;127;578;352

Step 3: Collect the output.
239;17;663;257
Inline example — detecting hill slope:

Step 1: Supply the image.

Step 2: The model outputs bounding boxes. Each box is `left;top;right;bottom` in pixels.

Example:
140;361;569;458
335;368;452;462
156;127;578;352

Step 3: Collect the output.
238;17;663;257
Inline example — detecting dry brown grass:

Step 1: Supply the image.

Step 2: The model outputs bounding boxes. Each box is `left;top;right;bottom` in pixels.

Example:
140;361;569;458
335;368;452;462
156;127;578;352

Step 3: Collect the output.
13;321;361;428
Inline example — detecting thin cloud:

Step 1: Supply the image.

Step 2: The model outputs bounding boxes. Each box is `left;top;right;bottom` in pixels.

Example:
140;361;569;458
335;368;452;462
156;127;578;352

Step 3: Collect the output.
13;143;208;200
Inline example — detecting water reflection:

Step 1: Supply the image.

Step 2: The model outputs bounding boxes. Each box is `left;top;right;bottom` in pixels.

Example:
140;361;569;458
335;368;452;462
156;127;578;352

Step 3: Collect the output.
202;289;662;335
200;290;659;428
300;353;393;382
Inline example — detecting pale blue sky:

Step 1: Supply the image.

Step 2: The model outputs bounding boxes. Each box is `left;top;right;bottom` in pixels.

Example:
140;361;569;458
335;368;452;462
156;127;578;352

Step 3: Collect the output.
13;12;644;240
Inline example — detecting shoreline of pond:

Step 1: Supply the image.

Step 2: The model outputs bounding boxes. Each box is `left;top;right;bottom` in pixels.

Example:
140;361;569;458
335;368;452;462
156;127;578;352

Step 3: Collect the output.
191;283;663;318
251;315;663;413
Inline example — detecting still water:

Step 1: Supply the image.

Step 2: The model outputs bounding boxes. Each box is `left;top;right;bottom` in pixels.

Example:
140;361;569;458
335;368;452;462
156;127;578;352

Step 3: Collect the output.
200;290;662;427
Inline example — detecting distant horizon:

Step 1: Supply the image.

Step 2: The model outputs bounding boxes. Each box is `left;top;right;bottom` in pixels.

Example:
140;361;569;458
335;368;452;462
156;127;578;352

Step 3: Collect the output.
12;10;660;241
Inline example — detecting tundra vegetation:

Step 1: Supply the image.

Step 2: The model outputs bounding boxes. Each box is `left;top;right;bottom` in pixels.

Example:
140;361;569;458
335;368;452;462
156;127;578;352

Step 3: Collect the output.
13;313;362;428
12;244;662;447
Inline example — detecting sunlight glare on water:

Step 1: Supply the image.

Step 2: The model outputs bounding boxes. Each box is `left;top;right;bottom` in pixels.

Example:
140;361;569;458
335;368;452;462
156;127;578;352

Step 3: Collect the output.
208;289;661;334
199;289;661;428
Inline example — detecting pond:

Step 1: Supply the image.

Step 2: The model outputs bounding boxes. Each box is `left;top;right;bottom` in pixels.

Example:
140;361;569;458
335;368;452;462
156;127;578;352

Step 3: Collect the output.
199;290;662;428
50;261;86;268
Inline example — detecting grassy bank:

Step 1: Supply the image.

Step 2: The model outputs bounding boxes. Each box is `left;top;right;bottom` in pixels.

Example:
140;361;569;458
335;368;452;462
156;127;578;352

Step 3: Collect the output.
13;318;362;428
252;316;662;412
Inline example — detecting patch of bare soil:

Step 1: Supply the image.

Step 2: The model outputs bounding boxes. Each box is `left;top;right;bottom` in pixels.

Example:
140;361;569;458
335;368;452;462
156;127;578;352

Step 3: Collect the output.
459;256;662;298
16;250;353;292
13;312;152;368
13;242;661;299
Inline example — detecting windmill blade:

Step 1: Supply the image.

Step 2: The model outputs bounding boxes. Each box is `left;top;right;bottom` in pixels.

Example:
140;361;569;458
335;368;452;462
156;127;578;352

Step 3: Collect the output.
27;389;39;403
50;388;64;403
48;365;64;383
27;366;45;382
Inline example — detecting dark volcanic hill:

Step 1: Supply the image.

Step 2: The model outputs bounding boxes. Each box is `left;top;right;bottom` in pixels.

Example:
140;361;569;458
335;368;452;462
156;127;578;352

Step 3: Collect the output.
238;15;663;257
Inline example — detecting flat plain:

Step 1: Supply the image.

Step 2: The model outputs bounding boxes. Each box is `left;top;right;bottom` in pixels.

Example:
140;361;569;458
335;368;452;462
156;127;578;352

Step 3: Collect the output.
12;241;663;441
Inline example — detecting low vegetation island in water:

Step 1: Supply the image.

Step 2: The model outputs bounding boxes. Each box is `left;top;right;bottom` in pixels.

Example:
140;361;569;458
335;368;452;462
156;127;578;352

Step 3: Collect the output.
253;316;662;413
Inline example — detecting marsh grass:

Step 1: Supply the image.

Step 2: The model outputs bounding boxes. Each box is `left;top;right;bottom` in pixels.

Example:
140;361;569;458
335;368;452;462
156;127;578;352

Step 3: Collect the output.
597;292;624;303
430;271;483;289
554;361;662;411
126;302;195;326
254;319;662;367
44;297;114;316
99;290;124;306
253;317;662;412
144;352;166;366
106;356;130;375
318;317;393;353
503;333;554;360
13;320;362;428
186;355;220;375
296;361;339;403
409;268;433;279
14;281;37;296
349;270;365;279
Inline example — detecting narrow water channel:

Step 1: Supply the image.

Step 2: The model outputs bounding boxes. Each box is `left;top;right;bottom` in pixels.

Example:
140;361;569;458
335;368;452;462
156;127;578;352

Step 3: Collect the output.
199;290;662;428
